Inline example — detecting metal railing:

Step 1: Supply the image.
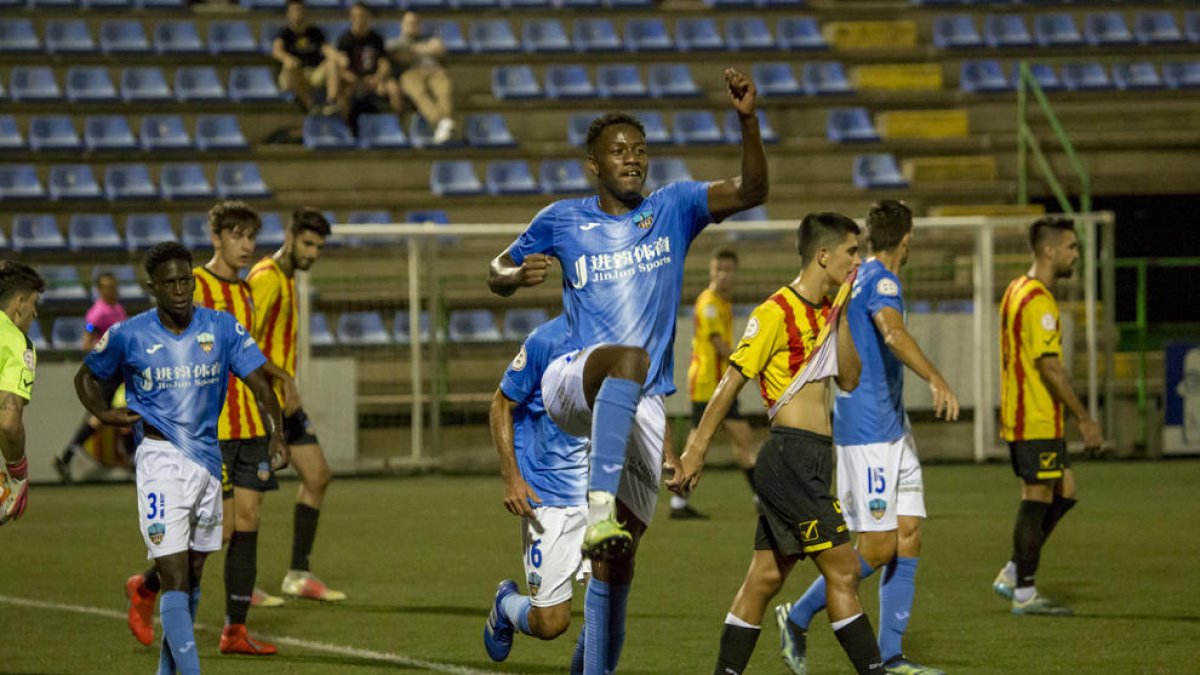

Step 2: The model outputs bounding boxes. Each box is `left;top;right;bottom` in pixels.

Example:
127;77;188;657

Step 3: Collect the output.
1016;60;1092;215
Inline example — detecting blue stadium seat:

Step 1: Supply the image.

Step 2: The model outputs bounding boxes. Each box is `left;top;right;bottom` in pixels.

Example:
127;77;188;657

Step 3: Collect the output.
492;66;543;100
409;115;462;149
229;66;282;102
124;213;175;251
1163;61;1200;89
29;0;77;8
424;19;467;54
827;108;880;142
724;205;777;242
486;160;539;195
1135;11;1184;45
10;67;63;102
0;116;23;151
758;0;804;7
456;0;498;9
505;0;549;8
1034;13;1083;47
100;20;151;54
449;310;502;343
605;0;652;8
726;18;775;50
555;0;600;8
403;209;449;224
29;116;82;152
195;115;248;151
574;19;622;53
779;17;827;50
672;110;723;145
216;163;270;199
257;212;285;248
1186;12;1200;44
154;20;204;54
983;14;1033;48
545;65;596;99
11;214;64;251
27;321;48;352
1113;62;1164;90
1062;62;1113;91
648;64;701;97
625;18;673;52
960;60;1011;93
677;18;725;52
140;115;192;151
802;62;853;96
46;20;96;54
66;67;119;103
430;161;484;196
160;164;214;200
465;113;516;148
645;157;692;191
259;21;284;54
539;159;590;194
503;308;549;340
49;165;102;201
243;0;286;9
51;318;88;350
176;67;226;102
104;164;158;201
1016;63;1063;92
319;21;350;44
752;62;802;96
724;110;778;144
1084;13;1135;46
471;19;520;53
392;311;430;345
67;214;121;251
0;168;45;201
85;116;138;152
639;111;671;145
357;113;410;149
87;0;134;8
310;313;336;346
141;0;187;8
597;64;648;98
181;213;212;249
337;312;391;346
303;116;355;149
208;20;257;54
934;15;983;48
522;19;571;53
121;67;171;102
567;111;603;146
705;0;753;8
0;19;40;53
345;210;391;225
92;265;147;302
854;154;908;189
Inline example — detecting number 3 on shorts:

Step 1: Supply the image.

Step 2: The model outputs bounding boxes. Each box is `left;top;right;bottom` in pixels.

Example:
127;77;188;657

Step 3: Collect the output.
146;492;164;520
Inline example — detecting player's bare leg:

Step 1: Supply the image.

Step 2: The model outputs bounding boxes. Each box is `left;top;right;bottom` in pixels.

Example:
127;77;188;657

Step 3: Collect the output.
220;487;278;655
282;442;345;601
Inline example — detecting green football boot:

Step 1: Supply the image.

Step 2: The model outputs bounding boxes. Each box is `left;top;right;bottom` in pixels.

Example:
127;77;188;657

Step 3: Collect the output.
581;514;633;561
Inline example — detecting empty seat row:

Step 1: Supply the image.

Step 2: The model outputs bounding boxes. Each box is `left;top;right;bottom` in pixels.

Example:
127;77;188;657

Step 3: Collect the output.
493;63;708;100
0;162;270;201
0;0;184;12
10;213;285;253
4;66;283;104
1;19;265;55
0;115;246;152
565;109;779;146
430;157;694;197
303;113;518;150
39;265;147;304
933;11;1199;49
241;0;658;11
961;59;1200;92
328;307;553;347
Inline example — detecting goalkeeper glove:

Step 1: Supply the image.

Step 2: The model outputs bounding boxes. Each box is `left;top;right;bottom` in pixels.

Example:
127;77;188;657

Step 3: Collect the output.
1;457;28;524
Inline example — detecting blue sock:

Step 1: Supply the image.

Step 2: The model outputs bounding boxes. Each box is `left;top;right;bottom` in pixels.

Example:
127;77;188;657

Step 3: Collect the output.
788;555;875;630
878;556;918;662
188;587;201;619
589;378;641;497
156;637;175;675
500;592;533;636
570;627;586;675
160;590;200;675
583;579;610;675
605;582;630;672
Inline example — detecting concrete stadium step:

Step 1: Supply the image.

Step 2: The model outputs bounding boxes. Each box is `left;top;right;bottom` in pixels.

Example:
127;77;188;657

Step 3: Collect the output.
928;203;1046;217
902;155;998;183
877;109;969;140
823;20;918;50
852;63;944;91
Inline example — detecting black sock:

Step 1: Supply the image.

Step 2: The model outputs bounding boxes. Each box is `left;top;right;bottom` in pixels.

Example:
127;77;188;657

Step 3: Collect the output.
143;566;161;594
70;421;94;447
1041;496;1076;539
291;504;321;572
742;467;756;493
1012;500;1051;589
833;614;885;674
713;622;760;675
224;530;258;625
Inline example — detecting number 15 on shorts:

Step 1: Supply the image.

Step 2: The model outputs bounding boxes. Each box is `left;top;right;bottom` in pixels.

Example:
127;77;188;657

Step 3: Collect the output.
866;467;886;495
146;492;166;520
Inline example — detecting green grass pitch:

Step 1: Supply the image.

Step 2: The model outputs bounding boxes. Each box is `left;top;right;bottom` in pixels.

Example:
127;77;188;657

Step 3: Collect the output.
0;460;1196;674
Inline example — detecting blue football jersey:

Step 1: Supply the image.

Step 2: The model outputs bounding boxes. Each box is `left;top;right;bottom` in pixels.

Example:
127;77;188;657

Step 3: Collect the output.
84;306;267;479
499;316;588;508
834;258;907;446
507;181;712;396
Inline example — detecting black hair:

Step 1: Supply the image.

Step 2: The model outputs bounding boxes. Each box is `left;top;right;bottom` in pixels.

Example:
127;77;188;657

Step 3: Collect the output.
290;207;333;238
208;200;262;237
95;272;118;285
286;0;302;6
1029;217;1076;252
143;242;193;278
585;113;646;155
0;261;46;305
712;247;738;265
865;200;913;253
796;212;861;265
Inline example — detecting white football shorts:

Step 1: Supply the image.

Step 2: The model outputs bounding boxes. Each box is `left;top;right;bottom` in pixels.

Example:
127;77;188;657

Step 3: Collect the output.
522;505;587;608
135;439;224;559
836;431;927;532
542;345;666;528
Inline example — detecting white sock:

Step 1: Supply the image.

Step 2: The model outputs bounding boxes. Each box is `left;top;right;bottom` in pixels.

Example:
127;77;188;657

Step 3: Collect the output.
1013;586;1036;603
1003;560;1017;580
724;612;759;629
830;613;862;632
587;491;615;524
670;494;688;510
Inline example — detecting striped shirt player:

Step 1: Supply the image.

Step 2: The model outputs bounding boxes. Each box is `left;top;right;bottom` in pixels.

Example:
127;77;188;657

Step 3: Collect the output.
194;266;267;445
1000;275;1064;453
688;288;733;404
247;258;298;415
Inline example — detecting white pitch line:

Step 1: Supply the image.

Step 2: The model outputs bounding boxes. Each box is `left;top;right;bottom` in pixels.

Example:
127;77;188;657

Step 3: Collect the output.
0;594;516;675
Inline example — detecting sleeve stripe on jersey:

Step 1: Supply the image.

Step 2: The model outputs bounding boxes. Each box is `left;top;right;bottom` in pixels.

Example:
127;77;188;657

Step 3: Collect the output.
262;291;282;365
285;284;296;373
226;375;243;438
236;284;261;437
197;273;215;308
769;294;807;376
998;276;1029;426
1011;286;1046;440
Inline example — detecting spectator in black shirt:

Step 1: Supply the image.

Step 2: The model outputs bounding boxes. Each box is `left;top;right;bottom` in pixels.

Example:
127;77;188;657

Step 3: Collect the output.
335;2;402;115
273;0;340;114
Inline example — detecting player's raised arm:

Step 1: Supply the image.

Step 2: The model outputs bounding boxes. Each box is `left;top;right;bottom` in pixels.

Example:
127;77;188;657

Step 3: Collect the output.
873;307;959;420
672;365;749;493
243;365;290;470
488;249;552;298
489;388;541;517
707;68;769;223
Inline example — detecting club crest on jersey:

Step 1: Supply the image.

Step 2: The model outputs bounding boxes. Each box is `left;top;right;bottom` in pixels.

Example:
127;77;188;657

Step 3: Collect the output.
197;332;215;353
147;522;166;545
527;571;542;598
512;345;528;371
633;210;654;229
869;498;887;520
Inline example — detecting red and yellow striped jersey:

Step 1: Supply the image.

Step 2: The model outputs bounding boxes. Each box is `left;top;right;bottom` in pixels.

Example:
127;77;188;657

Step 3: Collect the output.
687;289;734;403
247;257;296;405
729;286;831;409
999;275;1064;441
193;266;265;440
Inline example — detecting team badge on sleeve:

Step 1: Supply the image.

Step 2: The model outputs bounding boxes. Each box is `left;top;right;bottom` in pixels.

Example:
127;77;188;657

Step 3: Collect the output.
93;331;110;353
512;345;528;371
1041;313;1056;331
877;278;899;297
742;317;760;340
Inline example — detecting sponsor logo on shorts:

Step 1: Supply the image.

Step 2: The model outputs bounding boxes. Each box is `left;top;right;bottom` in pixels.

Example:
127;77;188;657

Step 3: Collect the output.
797;519;820;542
147;522;166;545
1038;452;1058;470
869;498;887;520
527;571;542;598
197;513;222;528
257;462;271;482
